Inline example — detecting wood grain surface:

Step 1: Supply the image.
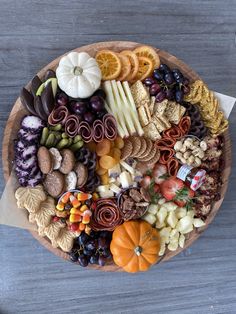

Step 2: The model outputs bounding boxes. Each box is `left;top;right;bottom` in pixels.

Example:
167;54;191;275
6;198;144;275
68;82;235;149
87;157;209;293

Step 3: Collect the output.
0;0;236;313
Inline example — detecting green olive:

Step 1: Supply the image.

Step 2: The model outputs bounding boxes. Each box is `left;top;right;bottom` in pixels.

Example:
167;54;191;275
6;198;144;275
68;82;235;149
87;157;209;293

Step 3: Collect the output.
69;141;84;152
62;132;68;139
56;138;69;150
40;127;49;145
73;135;82;143
45;133;56;148
49;124;62;131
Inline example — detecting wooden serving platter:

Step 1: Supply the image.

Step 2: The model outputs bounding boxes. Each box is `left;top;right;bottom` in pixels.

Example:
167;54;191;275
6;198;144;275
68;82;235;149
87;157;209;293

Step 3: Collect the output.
2;41;232;271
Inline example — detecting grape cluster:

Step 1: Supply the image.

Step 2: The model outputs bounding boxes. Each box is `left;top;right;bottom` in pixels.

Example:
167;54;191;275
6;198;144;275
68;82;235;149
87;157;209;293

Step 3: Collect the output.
75;147;100;191
69;231;112;267
143;64;190;104
56;89;107;124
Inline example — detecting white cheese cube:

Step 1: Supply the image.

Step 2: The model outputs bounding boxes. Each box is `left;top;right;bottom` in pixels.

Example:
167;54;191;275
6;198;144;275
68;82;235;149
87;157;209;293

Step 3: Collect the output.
148;204;159;215
179;234;185;248
166;211;178;228
160;227;171;244
108;164;121;178
96;185;110;193
175;207;187;219
159;242;166;256
162;202;178;212
158;198;166;205
156;207;168;225
109;184;122;194
193;218;206;228
119;171;132;189
120;161;135;174
176;216;194;234
99;190;114;198
168;239;179;251
142;213;156;225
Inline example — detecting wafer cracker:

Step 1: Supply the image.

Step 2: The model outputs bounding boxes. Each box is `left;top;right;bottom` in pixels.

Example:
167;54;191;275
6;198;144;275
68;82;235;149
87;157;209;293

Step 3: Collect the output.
130;80;150;107
149;96;156;115
121;139;133;160
154;99;168;116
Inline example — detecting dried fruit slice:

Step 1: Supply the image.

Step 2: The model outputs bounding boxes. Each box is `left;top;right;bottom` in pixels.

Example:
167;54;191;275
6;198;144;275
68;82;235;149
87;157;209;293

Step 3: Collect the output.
109;147;121;162
134;45;160;68
96;139;111;156
114;136;124;149
120;50;139;81
95;50;121;80
101;172;109;185
96;167;108;176
135;56;154;81
116;54;131;81
99;155;117;169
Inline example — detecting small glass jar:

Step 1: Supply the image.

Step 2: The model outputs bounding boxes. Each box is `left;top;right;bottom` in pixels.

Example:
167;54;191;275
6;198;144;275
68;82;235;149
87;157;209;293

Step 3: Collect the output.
176;164;206;191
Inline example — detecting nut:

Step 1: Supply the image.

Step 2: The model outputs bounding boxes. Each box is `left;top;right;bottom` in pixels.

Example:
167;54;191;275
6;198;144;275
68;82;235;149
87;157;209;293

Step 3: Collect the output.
187;155;195;165
183;151;191;159
175;152;183;159
174;141;183;151
180;144;187;153
200;141;207;151
194;157;202;166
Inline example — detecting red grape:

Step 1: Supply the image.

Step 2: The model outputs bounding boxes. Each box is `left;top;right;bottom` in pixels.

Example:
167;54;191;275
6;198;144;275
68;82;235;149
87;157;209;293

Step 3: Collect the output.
149;83;161;96
155;91;166;102
144;77;156;86
90;96;104;112
84;112;95;123
56;92;68;106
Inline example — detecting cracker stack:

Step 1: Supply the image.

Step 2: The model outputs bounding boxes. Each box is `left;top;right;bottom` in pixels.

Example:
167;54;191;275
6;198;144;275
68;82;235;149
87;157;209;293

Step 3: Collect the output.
184;80;228;136
130;80;186;141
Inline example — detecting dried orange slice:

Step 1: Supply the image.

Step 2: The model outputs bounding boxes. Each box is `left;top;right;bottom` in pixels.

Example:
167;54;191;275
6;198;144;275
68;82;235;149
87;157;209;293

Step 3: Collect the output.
120;50;139;81
134;45;160;68
135;56;153;81
95;50;121;80
116;54;131;81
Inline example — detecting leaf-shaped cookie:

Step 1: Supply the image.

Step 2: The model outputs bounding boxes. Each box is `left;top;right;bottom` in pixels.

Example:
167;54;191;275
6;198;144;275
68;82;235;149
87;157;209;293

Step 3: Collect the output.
33;197;56;228
15;185;46;213
43;220;65;248
56;228;77;252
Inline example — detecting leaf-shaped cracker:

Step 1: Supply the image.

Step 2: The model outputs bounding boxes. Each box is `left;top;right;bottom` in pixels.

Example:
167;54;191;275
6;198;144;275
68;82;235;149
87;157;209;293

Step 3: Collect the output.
15;185;46;213
43;220;65;248
34;197;56;228
56;228;77;252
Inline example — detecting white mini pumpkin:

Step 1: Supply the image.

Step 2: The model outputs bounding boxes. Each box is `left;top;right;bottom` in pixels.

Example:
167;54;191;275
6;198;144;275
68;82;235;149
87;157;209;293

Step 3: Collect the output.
56;51;101;99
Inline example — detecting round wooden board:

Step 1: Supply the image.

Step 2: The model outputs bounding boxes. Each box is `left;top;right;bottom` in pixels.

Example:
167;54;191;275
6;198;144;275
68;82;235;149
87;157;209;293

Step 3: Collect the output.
2;41;232;271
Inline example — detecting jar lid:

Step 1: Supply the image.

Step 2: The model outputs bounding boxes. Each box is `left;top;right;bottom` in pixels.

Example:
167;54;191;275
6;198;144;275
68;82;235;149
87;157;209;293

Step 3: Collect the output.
190;169;206;191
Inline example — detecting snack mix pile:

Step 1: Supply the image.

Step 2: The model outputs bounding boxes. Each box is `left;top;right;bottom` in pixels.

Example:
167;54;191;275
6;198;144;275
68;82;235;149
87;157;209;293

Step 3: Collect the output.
14;45;228;272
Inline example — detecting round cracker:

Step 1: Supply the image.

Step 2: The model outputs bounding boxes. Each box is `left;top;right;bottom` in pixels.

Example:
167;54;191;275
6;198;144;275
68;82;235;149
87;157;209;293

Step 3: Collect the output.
137;138;153;159
138;144;157;162
135;137;147;158
59;149;75;174
145;149;161;165
129;136;142;157
121;139;133;160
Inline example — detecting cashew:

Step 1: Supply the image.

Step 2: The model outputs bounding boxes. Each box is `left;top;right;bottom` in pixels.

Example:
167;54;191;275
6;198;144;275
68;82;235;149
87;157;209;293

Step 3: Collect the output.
175;152;183;159
194;157;202;166
187;155;195;165
183;151;191;159
180;144;187;153
184;138;194;147
200;141;207;151
174;141;183;151
180;157;187;164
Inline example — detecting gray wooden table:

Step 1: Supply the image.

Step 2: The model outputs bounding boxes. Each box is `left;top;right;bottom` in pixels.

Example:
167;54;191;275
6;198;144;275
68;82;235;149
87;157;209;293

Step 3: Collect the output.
0;1;236;313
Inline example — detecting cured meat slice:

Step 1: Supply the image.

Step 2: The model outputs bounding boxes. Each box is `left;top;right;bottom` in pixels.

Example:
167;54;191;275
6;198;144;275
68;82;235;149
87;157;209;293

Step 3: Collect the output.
78;121;93;143
178;116;191;136
156;137;176;149
48;106;69;126
103;114;117;140
93;120;105;142
65;115;80;138
167;157;179;176
159;148;175;164
163;126;182;139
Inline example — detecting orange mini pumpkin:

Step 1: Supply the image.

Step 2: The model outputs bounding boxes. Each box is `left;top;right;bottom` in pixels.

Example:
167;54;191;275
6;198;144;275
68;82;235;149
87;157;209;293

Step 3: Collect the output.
110;220;161;273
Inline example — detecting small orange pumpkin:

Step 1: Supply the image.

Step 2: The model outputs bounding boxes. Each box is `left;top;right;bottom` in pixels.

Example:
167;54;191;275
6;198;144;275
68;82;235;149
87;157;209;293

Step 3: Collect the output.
110;220;161;273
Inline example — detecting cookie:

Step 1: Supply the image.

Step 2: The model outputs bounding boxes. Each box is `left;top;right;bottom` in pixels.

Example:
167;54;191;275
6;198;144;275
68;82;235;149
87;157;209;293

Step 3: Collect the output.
57;228;77;252
138;142;157;162
121;139;133;160
74;162;88;188
37;146;53;174
135;137;147;158
15;185;46;213
43;220;65;247
29;196;56;227
44;171;65;198
129;136;142;157
59;149;75;174
65;171;77;191
49;148;62;170
137;138;153;159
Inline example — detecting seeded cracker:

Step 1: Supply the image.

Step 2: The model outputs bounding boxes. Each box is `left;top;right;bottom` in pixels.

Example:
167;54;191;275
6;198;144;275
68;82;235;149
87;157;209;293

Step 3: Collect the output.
143;122;161;141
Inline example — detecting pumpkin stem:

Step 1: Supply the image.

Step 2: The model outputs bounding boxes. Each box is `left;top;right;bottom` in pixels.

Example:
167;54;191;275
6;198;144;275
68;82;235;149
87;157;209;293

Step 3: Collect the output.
74;66;83;76
134;246;142;256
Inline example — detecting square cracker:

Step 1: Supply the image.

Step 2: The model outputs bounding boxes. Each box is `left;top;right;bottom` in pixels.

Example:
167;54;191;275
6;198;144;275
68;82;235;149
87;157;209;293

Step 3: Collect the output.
130;80;150;107
138;104;151;127
153;116;171;133
143;122;161;141
153;99;168;116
